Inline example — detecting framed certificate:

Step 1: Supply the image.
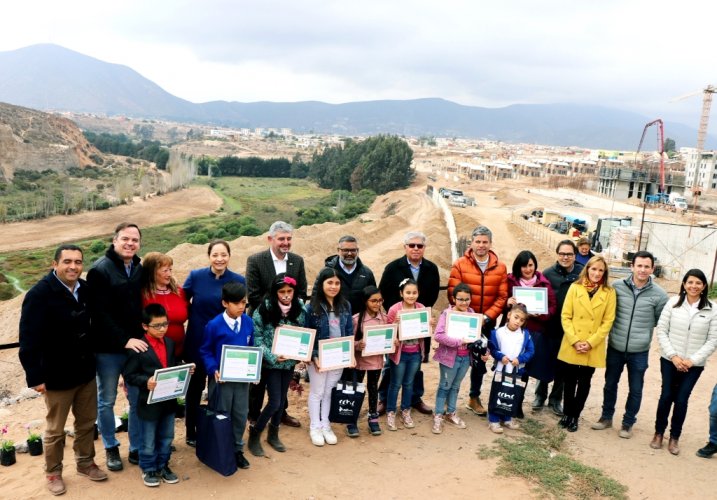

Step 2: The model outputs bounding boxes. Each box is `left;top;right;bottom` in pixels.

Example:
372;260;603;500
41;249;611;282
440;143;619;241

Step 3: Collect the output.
513;287;548;315
317;337;355;372
271;326;316;361
445;311;483;342
147;363;194;404
362;324;397;356
219;345;263;383
397;309;432;340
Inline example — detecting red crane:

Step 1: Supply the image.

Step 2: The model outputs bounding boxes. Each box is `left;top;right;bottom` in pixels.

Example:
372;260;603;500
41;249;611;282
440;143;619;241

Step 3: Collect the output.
636;118;665;192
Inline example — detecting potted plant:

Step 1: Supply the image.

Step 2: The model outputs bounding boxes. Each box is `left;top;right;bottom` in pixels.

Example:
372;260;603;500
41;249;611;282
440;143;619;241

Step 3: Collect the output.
176;397;186;418
119;411;129;433
1;425;15;466
26;425;43;456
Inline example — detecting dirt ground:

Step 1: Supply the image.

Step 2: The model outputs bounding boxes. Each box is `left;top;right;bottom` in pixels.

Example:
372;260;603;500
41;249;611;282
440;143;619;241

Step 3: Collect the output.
1;176;716;499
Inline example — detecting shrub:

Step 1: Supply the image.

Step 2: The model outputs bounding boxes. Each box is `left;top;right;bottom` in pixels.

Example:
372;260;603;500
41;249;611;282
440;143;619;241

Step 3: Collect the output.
188;233;209;245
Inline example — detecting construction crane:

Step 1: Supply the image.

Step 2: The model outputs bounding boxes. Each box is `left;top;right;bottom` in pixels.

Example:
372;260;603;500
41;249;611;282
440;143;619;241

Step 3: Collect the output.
635;118;665;193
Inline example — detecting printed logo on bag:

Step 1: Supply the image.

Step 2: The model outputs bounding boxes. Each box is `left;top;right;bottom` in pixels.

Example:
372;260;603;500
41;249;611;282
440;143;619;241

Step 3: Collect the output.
498;392;515;400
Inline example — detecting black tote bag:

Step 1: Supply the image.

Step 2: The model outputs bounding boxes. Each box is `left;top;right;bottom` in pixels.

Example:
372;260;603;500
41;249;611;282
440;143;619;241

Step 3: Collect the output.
196;385;237;476
487;366;525;418
329;371;366;424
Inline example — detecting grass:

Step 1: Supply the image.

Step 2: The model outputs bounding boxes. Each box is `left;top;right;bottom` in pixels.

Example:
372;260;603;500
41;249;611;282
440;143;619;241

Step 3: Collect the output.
0;177;330;298
477;418;628;499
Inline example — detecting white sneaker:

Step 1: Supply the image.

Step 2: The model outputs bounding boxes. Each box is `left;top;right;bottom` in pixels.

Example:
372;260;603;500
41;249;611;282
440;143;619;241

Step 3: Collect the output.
488;422;504;434
310;428;325;447
322;427;338;445
504;420;520;430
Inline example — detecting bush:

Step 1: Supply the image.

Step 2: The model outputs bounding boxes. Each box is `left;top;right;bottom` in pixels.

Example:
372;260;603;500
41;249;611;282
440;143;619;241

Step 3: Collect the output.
239;224;262;236
188;233;209;245
89;240;106;253
0;283;16;301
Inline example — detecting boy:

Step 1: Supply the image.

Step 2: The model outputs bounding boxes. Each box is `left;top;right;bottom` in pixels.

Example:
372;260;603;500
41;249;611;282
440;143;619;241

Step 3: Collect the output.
199;281;254;469
125;303;193;487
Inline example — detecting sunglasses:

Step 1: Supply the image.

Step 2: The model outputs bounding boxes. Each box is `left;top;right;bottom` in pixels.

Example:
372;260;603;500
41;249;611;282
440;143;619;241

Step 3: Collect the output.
406;243;425;249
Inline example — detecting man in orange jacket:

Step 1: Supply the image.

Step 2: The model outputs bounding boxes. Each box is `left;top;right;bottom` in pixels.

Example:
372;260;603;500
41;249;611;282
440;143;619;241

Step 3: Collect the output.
447;225;508;416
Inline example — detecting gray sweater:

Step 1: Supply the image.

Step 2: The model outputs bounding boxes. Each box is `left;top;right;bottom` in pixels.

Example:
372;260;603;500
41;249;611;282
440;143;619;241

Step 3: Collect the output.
608;278;668;353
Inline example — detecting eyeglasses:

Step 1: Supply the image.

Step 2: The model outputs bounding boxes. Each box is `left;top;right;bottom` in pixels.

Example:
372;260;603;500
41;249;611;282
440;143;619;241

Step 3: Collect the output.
406;243;425;249
338;248;358;254
368;298;384;303
558;252;575;257
147;322;169;329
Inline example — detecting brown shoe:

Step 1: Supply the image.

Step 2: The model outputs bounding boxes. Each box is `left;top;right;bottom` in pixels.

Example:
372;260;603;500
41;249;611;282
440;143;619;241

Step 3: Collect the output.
466;397;487;416
281;413;301;428
47;474;66;496
650;433;663;449
412;399;433;415
77;463;108;481
377;400;386;416
668;437;680;455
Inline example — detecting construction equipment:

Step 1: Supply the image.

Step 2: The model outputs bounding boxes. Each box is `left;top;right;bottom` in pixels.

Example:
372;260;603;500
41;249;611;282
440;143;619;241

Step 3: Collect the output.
635;118;665;192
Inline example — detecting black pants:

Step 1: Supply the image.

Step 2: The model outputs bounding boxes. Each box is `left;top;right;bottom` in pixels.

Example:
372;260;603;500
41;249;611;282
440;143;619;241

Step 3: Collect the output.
184;362;207;441
343;368;381;415
655;357;704;438
255;369;293;432
560;361;595;419
534;375;565;404
249;369;289;422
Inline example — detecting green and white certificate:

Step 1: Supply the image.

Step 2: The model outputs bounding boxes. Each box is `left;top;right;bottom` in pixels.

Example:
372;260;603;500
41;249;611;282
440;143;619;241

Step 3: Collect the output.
317;337;355;372
271;326;316;361
219;345;263;383
362;324;397;355
147;363;194;404
513;286;549;314
397;309;432;340
445;311;483;342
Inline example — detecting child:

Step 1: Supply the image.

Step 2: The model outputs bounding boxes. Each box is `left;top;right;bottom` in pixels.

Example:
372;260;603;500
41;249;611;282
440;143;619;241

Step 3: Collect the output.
304;267;354;447
199;281;254;469
432;283;475;434
385;278;426;431
249;273;306;456
487;303;534;434
124;303;194;487
347;286;388;436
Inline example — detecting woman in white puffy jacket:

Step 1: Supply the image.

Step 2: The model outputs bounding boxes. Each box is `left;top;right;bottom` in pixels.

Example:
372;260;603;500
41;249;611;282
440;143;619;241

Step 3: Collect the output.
651;269;717;456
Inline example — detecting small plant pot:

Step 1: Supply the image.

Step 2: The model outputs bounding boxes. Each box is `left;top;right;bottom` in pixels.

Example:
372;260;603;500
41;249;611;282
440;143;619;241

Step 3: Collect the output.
28;440;43;456
119;417;129;433
0;448;16;466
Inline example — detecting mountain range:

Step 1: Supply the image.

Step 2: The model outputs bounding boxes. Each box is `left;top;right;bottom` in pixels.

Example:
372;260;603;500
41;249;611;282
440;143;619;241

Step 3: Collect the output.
0;44;711;150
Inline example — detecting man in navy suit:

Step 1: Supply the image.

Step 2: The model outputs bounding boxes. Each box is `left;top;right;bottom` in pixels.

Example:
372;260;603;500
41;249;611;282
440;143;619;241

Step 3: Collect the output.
246;221;307;427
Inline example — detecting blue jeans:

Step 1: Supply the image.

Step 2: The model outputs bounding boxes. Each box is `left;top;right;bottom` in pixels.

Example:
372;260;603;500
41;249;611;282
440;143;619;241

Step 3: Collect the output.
97;352;140;451
435;355;471;415
386;351;421;413
708;384;717;444
600;346;649;426
655;357;704;438
139;412;175;473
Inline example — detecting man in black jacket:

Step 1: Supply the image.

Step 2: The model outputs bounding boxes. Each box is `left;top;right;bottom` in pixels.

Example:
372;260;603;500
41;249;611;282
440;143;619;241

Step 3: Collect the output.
88;222;146;472
377;231;441;415
20;244;108;496
324;235;376;314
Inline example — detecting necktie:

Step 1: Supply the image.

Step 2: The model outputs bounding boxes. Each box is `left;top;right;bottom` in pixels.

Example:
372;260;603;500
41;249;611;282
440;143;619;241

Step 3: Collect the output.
233;320;239;333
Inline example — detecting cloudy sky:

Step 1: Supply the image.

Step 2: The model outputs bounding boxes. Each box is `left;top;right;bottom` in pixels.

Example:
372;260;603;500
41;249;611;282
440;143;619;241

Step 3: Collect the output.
1;0;713;125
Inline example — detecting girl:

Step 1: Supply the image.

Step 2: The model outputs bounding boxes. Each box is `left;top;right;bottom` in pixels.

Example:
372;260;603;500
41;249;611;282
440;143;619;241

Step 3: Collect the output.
487;303;534;433
249;273;306;456
385;278;425;431
558;255;616;432
432;283;475;434
651;269;717;455
349;286;388;436
304;267;354;447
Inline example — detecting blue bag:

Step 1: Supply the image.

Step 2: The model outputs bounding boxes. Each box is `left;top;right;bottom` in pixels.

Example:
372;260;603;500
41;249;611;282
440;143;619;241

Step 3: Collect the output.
196;385;237;476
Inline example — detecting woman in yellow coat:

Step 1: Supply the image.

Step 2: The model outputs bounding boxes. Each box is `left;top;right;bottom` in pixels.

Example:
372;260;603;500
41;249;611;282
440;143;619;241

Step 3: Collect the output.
558;256;616;432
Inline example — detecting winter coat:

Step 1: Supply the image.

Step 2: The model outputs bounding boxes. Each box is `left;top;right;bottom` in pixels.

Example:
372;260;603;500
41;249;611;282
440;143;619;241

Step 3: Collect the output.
656;297;717;367
379;256;440;310
447;249;508;323
609;277;668;353
252;298;305;370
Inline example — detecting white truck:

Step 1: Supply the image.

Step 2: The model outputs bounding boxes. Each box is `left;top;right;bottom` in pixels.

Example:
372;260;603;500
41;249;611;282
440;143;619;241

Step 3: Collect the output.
669;192;688;211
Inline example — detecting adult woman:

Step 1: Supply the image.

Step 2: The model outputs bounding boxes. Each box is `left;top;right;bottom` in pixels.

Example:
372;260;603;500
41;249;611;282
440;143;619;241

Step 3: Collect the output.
304;267;353;447
651;269;717;455
182;240;246;447
558;255;616;432
141;252;188;357
504;251;557;395
575;237;595;267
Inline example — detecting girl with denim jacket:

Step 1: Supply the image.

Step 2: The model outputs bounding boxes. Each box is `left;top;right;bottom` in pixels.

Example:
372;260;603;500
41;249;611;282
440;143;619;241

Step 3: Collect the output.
304;267;354;447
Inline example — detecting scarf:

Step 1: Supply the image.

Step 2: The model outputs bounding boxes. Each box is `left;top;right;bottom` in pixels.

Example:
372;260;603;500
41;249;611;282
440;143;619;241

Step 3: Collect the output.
278;302;292;316
582;277;601;294
519;276;538;287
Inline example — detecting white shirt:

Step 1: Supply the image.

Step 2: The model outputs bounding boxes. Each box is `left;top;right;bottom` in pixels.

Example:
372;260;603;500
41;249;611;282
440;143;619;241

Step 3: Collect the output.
223;311;241;332
494;325;525;373
270;249;288;274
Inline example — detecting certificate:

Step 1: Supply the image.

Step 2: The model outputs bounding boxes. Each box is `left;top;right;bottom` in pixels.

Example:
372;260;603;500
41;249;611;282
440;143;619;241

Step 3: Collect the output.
219;345;263;383
362;324;397;356
397;309;432;340
445;311;483;342
147;363;194;404
317;337;355;372
513;287;548;315
271;326;316;361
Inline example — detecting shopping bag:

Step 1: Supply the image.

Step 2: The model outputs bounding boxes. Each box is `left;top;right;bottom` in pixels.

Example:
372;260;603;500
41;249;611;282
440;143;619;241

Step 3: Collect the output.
487;366;525;418
196;385;237;476
329;371;366;424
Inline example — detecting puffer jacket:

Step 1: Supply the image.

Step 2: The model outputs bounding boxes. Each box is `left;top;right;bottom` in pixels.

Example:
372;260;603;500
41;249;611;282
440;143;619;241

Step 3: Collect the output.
447;249;507;322
252;298;306;370
609;277;668;353
657;296;717;366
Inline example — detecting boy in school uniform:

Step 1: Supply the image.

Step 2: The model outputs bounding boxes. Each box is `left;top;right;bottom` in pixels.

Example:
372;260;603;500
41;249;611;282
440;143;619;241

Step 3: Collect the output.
199;281;254;469
124;303;194;487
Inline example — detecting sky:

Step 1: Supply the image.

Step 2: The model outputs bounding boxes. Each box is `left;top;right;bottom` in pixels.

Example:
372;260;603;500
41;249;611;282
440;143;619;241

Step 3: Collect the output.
1;0;714;126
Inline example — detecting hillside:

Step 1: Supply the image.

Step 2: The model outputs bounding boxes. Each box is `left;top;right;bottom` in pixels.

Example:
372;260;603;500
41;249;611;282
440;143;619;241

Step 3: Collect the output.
0;44;711;150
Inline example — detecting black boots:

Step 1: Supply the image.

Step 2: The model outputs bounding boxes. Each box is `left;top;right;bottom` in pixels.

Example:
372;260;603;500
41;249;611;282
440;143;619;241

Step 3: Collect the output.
267;423;286;452
248;425;265;457
558;415;579;432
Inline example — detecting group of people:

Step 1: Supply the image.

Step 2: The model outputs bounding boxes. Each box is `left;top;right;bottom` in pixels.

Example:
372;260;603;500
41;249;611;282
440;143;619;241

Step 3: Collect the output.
17;219;717;496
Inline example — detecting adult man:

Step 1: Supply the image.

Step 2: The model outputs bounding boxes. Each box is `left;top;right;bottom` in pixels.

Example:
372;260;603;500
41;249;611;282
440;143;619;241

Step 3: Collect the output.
447;225;508;416
539;240;584;415
324;235;376;314
88;223;145;472
19;244;108;495
377;231;440;415
591;251;667;438
246;220;307;427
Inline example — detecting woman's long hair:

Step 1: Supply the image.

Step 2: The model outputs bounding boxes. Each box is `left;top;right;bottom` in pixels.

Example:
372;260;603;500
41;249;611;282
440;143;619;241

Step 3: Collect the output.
310;267;348;314
257;272;303;326
577;255;611;289
355;285;382;341
141;252;179;298
674;268;711;309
